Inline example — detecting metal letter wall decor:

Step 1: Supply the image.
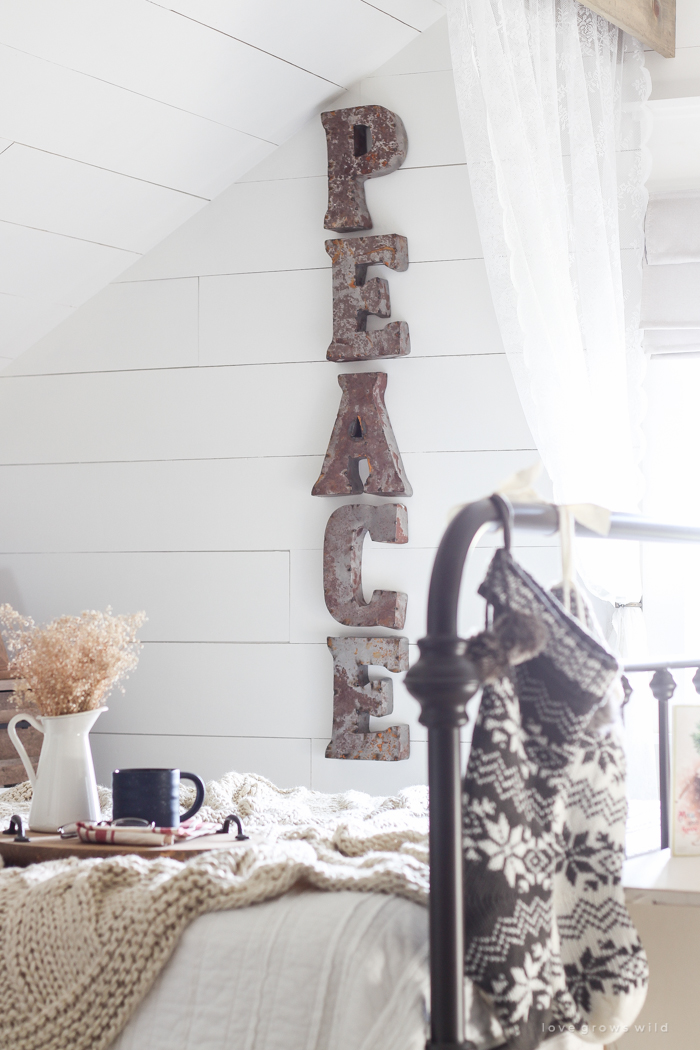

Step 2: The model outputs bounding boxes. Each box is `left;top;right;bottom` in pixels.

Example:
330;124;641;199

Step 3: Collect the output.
326;637;410;760
312;372;412;498
325;235;409;361
323;504;408;630
321;106;408;232
316;106;411;761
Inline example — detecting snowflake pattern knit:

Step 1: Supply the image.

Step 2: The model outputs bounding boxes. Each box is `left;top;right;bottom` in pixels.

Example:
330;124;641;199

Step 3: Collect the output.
549;588;648;1036
462;549;648;1049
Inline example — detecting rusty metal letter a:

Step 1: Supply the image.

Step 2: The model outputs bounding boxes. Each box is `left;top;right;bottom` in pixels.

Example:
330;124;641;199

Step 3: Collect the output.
322;106;407;232
325;235;409;362
324;503;408;629
312;373;412;497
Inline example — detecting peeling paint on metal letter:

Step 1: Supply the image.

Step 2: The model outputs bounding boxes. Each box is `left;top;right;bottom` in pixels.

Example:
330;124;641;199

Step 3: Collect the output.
324;503;408;629
321;106;408;232
325;235;409;362
311;372;412;497
326;636;410;760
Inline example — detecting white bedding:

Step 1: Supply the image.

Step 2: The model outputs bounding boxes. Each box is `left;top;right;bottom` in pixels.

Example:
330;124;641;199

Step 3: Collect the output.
111;889;591;1050
0;776;593;1050
112;890;431;1050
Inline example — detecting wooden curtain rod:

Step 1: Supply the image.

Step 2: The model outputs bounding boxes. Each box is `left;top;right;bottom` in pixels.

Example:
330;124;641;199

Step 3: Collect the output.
582;0;675;57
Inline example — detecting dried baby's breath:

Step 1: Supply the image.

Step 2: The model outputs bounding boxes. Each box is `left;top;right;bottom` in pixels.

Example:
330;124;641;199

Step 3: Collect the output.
0;605;146;717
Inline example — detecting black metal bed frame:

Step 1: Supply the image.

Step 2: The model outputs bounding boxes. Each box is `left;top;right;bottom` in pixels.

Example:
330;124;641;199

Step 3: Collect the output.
405;497;700;1050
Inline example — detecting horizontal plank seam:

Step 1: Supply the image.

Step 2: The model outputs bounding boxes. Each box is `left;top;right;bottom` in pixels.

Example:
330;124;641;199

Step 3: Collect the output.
112;256;489;283
4;141;211;200
143;0;345;88
0;542;553;554
358;0;425;31
0;40;291;141
0;446;537;465
0;216;142;255
90;732;430;741
0;349;507;379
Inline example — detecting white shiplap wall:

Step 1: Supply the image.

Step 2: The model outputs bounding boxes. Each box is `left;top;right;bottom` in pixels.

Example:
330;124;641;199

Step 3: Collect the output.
0;18;560;793
0;0;444;363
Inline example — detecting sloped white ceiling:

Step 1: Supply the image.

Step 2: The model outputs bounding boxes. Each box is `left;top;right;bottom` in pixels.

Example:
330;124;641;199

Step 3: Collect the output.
0;0;444;363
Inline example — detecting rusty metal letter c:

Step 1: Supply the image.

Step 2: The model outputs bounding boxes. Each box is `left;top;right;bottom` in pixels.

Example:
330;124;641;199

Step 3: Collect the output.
323;503;408;630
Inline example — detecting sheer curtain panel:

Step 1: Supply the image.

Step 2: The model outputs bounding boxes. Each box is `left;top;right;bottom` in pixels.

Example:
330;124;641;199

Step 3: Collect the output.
446;0;655;845
446;0;650;514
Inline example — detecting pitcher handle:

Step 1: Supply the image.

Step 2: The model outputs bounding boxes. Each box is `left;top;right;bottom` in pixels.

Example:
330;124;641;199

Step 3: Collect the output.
7;713;43;787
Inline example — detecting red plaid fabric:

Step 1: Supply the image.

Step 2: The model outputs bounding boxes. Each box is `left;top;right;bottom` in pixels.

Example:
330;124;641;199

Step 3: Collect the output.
77;818;223;847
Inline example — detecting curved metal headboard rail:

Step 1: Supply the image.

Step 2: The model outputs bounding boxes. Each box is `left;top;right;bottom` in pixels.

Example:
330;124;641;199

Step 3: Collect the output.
426;499;700;640
426;496;506;637
404;497;700;1050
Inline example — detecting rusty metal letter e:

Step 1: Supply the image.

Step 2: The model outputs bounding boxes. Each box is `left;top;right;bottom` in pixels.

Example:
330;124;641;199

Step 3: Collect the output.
325;235;410;362
326;636;410;761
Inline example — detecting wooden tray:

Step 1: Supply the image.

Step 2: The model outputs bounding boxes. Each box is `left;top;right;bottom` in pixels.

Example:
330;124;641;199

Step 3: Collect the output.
0;831;252;867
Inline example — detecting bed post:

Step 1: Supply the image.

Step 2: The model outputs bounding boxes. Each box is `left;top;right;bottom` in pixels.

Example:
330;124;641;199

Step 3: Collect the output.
406;639;479;1050
649;668;675;850
405;497;502;1050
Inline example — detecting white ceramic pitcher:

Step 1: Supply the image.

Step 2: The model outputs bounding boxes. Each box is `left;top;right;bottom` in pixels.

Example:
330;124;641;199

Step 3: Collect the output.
7;707;106;832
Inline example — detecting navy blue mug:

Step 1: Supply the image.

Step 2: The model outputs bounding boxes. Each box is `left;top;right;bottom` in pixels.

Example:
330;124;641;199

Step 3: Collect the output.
112;768;206;827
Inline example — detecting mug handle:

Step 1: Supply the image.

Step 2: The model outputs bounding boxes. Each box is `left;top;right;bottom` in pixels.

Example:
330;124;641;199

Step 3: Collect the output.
7;713;44;787
180;772;206;822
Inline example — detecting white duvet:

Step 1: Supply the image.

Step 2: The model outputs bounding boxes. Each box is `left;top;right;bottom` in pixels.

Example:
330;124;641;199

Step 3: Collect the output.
112;890;431;1050
112;888;589;1050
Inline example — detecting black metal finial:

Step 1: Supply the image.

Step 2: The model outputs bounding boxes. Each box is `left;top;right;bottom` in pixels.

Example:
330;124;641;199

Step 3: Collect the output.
650;667;677;703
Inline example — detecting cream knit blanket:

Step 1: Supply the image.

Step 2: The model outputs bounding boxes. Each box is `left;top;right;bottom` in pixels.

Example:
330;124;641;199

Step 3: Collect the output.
0;772;429;1050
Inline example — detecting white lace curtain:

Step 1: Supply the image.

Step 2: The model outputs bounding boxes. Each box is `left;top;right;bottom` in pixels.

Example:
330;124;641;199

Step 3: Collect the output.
446;0;656;811
446;0;650;516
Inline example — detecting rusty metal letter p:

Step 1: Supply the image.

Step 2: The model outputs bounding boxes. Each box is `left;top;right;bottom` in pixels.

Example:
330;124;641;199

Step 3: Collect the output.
322;105;408;232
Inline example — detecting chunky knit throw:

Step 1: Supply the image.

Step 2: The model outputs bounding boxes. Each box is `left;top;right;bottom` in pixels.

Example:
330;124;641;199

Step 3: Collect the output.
0;773;429;1050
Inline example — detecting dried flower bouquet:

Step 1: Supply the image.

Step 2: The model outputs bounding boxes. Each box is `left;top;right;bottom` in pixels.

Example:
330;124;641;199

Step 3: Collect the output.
0;605;146;717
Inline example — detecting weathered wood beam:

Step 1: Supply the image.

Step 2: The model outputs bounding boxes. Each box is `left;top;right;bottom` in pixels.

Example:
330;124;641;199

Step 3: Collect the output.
582;0;675;57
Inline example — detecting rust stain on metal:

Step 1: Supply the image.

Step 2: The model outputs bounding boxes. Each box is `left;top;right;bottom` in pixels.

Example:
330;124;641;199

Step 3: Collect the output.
326;636;409;760
324;503;408;629
325;235;409;362
311;372;412;497
321;106;408;232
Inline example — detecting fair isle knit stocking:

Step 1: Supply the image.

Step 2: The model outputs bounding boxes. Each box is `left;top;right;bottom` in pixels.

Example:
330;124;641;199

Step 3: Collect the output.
462;666;570;1050
549;588;648;1037
462;549;647;1049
